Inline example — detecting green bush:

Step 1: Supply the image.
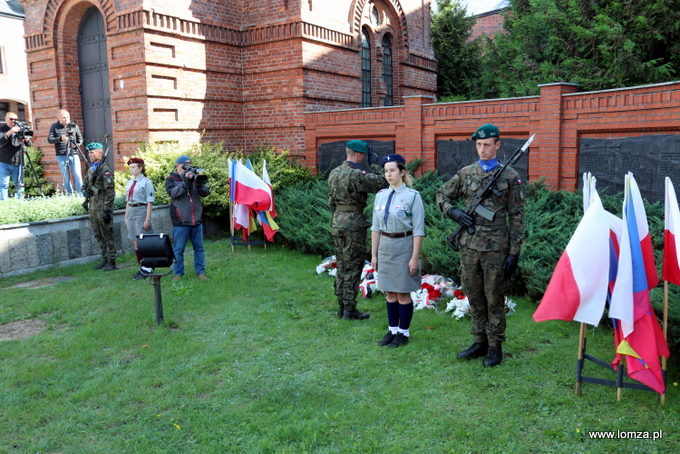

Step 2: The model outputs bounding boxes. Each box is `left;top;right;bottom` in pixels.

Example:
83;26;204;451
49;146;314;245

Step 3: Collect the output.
0;194;85;224
115;142;317;219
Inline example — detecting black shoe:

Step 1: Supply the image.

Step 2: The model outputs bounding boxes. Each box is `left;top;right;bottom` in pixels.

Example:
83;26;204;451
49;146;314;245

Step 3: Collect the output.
387;332;410;348
342;309;370;320
132;270;143;280
93;259;108;270
102;260;117;271
337;304;344;318
457;341;489;360
483;346;503;367
378;331;397;346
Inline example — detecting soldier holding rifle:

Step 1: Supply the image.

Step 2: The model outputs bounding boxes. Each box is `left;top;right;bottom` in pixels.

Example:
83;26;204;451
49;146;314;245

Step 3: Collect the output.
436;124;526;367
82;142;117;271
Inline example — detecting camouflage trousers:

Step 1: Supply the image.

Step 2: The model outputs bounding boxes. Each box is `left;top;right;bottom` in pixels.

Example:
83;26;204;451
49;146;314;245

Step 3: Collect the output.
459;246;508;347
89;210;117;262
332;227;368;310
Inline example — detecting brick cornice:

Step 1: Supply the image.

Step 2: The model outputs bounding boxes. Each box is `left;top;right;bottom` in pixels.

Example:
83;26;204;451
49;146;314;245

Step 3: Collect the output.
115;8;357;50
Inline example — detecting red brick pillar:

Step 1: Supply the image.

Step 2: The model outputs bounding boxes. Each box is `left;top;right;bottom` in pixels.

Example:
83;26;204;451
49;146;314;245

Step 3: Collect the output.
398;95;435;167
535;83;579;189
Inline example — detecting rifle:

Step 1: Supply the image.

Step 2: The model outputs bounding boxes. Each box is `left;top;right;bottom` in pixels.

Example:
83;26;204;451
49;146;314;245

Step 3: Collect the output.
445;134;535;251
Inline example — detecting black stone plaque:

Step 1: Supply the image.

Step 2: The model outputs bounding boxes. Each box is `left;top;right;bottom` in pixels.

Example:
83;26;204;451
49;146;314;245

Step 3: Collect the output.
579;134;680;202
318;140;395;179
436;138;530;183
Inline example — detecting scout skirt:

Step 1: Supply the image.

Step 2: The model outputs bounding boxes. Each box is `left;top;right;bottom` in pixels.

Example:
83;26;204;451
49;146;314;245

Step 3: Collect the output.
377;234;421;293
127;204;154;242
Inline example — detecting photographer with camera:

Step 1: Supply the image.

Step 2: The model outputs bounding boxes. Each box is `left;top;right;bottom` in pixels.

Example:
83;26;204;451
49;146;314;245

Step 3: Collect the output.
47;110;84;196
0;112;32;200
165;155;210;282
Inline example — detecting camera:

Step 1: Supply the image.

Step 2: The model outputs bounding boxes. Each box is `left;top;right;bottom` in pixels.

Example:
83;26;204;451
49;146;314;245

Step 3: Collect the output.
181;164;208;185
14;120;34;141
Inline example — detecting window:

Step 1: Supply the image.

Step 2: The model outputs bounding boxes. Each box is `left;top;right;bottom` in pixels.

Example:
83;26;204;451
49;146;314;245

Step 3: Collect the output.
17;104;26;121
371;5;381;26
361;29;371;108
0;46;5;74
382;35;393;106
0;102;8;119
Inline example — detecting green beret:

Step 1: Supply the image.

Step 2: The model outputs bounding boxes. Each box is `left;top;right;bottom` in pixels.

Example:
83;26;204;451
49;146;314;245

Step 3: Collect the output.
86;142;103;151
472;124;500;140
346;140;368;154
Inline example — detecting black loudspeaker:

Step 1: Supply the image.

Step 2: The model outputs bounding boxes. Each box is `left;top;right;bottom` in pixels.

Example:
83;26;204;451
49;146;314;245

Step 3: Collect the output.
137;233;175;268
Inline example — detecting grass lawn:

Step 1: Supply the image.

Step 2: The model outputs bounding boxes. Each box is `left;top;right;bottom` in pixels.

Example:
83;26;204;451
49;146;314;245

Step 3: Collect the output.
1;238;678;453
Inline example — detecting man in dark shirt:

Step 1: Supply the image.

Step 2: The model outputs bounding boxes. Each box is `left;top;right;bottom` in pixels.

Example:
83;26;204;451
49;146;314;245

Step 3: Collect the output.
0;112;31;200
47;110;84;196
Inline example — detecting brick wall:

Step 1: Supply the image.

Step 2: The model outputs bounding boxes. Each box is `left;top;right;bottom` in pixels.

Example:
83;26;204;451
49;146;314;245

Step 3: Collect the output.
22;0;436;188
305;82;680;191
470;10;506;41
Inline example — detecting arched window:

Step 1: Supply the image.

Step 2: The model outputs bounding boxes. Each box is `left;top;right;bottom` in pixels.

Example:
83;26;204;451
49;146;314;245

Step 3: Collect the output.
361;29;371;108
382;35;393;106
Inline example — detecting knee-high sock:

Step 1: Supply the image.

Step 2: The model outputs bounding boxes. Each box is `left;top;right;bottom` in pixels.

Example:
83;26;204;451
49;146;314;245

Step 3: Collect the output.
398;302;414;331
386;300;399;331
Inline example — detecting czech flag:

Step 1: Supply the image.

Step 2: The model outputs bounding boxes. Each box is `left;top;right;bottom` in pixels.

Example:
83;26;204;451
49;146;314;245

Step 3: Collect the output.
609;173;668;394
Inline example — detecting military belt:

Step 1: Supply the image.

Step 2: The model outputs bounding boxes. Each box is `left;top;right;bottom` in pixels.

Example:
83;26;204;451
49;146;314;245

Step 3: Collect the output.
381;231;413;239
335;205;359;212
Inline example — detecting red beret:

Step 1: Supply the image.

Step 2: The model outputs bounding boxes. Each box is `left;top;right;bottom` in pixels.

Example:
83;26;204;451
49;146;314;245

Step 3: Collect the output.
127;157;144;166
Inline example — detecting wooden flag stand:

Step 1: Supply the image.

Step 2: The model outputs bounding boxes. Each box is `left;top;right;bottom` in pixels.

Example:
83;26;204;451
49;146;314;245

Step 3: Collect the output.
229;203;267;252
574;311;668;403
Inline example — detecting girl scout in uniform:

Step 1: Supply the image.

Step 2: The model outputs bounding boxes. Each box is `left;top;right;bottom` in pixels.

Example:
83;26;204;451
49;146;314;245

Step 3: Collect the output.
124;157;155;279
371;154;425;347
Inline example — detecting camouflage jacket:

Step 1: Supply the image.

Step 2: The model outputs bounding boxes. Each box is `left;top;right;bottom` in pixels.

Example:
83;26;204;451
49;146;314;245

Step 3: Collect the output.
328;161;388;230
436;163;525;254
83;162;115;211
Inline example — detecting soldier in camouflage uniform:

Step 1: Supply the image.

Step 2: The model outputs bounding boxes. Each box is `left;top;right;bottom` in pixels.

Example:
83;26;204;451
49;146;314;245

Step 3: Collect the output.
328;140;388;320
82;142;117;271
436;124;525;367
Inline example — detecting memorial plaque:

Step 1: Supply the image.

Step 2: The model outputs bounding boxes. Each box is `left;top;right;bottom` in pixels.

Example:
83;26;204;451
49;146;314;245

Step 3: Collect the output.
436;138;530;182
318;140;395;179
579;134;680;202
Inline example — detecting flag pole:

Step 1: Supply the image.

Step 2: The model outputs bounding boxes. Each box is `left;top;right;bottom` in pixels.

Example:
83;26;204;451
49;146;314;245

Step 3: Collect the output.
661;280;669;405
575;322;587;396
229;202;235;253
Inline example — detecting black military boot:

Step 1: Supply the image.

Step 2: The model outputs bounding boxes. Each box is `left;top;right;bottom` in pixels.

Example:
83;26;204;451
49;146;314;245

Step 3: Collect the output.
456;341;489;360
102;260;117;271
337;303;344;318
483;345;503;368
93;259;108;270
342;307;370;320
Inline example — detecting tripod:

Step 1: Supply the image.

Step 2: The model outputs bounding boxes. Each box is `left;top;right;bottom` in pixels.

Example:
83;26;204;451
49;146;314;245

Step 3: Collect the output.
19;143;45;197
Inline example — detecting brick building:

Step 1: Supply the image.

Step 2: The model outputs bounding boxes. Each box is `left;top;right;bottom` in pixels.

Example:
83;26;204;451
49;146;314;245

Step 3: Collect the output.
20;0;436;184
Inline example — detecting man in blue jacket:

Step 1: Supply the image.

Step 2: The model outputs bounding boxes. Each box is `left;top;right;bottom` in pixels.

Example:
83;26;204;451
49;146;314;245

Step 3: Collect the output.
165;155;210;281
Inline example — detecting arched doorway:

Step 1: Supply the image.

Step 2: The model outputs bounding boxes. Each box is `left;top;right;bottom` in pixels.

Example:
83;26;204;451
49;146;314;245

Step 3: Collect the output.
78;7;113;165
